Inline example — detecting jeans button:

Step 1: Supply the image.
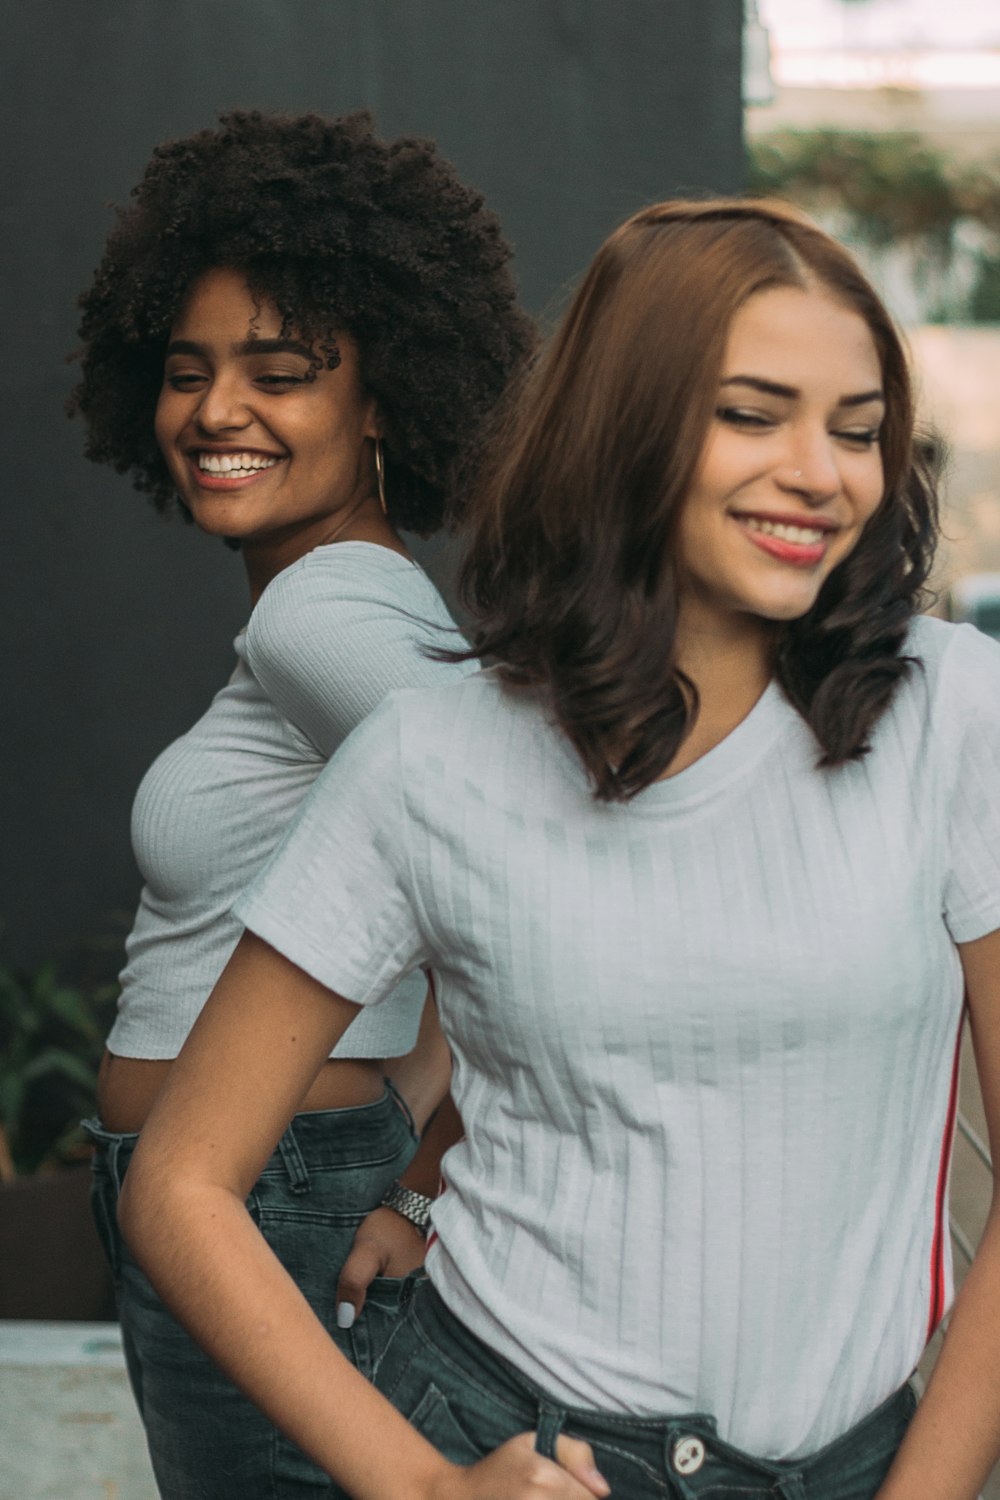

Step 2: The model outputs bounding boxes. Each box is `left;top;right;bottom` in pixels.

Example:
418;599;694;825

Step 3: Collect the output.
671;1435;706;1475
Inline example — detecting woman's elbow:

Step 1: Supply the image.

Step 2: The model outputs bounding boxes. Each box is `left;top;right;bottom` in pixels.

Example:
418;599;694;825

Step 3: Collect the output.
117;1141;196;1266
118;1139;244;1274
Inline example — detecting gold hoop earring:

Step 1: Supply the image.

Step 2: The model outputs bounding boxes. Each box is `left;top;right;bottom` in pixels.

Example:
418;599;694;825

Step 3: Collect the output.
374;438;388;516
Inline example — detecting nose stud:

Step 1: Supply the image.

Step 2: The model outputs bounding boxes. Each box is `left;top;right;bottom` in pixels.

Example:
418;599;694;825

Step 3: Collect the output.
793;470;803;479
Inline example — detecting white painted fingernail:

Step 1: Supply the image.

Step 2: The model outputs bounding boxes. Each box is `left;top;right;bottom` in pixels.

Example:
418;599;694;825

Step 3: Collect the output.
336;1301;356;1329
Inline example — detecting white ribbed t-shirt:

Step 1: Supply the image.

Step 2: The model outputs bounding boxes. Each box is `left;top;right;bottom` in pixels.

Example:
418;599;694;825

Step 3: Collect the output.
235;616;1000;1458
110;542;469;1060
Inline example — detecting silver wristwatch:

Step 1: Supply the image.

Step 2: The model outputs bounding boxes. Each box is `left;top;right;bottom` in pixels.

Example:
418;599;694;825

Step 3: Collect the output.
380;1180;434;1235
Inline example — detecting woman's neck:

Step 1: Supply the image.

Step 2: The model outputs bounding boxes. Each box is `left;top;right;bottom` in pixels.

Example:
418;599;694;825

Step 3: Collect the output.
662;610;774;777
242;505;411;606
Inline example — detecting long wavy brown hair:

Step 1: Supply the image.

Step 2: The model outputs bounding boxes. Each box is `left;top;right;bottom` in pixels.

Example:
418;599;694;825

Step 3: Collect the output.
454;198;939;800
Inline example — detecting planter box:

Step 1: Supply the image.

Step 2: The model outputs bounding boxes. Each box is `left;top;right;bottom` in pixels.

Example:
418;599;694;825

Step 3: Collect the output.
0;1166;114;1321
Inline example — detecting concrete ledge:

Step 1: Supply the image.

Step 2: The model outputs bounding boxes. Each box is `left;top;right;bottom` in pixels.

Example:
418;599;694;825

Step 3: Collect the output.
0;1322;157;1500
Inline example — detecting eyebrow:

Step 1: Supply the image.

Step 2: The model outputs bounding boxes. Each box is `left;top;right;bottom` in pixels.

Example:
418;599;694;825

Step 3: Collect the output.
721;375;885;408
165;337;316;360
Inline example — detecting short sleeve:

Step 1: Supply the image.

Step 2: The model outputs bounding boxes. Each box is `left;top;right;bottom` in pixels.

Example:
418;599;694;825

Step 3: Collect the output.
942;625;1000;943
244;546;466;760
233;695;430;1003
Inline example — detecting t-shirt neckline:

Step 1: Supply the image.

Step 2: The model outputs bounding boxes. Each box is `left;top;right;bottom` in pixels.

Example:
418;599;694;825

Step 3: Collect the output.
628;677;790;811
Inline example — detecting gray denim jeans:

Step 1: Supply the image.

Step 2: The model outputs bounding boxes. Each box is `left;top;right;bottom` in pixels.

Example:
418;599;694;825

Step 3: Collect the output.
373;1278;917;1500
85;1086;417;1500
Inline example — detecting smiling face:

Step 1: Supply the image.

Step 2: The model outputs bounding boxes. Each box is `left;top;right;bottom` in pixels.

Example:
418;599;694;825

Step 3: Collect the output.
154;267;383;585
675;282;886;654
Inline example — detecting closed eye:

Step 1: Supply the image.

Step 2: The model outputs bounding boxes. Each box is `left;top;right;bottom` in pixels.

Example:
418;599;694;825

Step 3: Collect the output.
835;428;880;448
716;406;776;430
166;372;207;390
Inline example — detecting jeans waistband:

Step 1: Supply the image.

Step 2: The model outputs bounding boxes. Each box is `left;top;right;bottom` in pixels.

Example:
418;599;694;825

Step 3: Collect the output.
411;1283;916;1495
83;1082;414;1195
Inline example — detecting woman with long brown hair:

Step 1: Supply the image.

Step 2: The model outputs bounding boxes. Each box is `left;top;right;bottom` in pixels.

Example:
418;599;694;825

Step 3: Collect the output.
118;200;1000;1500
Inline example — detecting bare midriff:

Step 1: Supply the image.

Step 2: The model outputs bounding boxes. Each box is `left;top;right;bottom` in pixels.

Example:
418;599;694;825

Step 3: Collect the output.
96;1049;386;1134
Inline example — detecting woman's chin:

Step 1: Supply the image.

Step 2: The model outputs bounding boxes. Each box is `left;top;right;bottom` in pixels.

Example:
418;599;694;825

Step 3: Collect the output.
186;502;252;541
748;579;830;624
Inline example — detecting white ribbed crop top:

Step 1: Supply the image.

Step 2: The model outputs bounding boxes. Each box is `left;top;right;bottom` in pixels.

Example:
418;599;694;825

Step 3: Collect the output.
108;542;470;1060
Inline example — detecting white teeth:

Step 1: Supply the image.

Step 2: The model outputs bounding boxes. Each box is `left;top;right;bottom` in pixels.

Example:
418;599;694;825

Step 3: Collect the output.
196;452;279;475
743;517;826;545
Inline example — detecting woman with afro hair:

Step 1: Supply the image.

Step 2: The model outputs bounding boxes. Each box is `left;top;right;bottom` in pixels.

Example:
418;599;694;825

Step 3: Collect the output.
73;107;533;1500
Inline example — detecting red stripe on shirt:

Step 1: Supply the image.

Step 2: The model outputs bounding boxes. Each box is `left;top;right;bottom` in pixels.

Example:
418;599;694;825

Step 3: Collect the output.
926;1013;965;1344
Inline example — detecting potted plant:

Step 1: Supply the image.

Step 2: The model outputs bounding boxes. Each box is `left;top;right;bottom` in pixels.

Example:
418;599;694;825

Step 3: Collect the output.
0;960;119;1319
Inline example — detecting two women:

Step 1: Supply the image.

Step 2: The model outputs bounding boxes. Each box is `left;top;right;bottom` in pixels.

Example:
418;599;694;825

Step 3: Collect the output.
123;199;1000;1499
72;108;532;1498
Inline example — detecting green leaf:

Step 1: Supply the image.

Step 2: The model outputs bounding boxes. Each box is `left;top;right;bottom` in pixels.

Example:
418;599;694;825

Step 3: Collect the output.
0;1074;26;1127
21;1048;98;1092
47;985;101;1039
0;952;120;1171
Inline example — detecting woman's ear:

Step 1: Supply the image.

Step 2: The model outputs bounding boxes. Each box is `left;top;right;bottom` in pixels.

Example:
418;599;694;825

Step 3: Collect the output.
363;398;382;443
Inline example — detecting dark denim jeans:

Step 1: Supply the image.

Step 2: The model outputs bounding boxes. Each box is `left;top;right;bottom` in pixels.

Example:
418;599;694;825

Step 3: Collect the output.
374;1280;917;1500
85;1087;417;1500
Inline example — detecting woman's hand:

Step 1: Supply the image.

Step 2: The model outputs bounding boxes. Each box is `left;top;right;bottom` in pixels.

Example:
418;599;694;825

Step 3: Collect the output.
335;1207;426;1326
336;1089;466;1326
432;1432;609;1499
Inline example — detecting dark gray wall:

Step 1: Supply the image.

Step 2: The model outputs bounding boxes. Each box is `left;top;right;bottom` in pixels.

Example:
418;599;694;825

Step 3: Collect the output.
3;0;744;970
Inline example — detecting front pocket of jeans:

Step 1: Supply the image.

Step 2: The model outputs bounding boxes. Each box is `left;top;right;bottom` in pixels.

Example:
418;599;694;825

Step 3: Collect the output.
365;1271;429;1310
408;1382;490;1465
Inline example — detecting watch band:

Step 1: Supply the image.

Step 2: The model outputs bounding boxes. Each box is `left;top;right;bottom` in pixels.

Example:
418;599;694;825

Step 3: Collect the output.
380;1180;434;1235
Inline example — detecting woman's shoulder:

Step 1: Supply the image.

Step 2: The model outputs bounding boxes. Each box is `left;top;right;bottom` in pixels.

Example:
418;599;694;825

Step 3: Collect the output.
388;666;559;770
905;613;1000;688
317;667;499;779
899;614;1000;733
245;542;463;668
254;541;452;620
388;662;506;720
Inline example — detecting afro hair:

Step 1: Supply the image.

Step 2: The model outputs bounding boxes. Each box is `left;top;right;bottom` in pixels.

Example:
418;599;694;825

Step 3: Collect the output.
71;108;535;534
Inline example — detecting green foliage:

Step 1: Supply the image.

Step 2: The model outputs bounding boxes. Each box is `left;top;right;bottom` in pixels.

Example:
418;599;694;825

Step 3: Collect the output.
0;963;117;1176
970;254;1000;323
748;130;1000;322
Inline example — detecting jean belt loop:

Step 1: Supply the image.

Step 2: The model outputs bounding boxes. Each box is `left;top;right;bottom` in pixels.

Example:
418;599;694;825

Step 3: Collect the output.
399;1270;424;1308
534;1400;566;1462
82;1117;124;1193
107;1134;126;1193
276;1122;311;1194
384;1076;417;1137
775;1474;807;1500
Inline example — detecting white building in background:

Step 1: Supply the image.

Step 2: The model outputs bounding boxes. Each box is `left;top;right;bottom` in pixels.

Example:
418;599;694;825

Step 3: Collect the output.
746;13;1000;589
748;44;1000;164
747;37;1000;322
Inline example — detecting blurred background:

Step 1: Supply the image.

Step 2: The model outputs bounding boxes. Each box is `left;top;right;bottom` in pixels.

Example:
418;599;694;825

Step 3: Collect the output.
750;0;1000;589
749;5;1000;1485
2;2;1000;1495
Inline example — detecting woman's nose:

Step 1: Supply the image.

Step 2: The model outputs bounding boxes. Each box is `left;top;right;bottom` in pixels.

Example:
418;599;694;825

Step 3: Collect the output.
193;375;252;433
780;431;841;504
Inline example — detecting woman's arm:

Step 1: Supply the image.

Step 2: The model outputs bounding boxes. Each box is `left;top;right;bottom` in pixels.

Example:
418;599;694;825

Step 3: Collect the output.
335;987;459;1316
385;981;455;1133
875;927;1000;1500
119;931;607;1500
